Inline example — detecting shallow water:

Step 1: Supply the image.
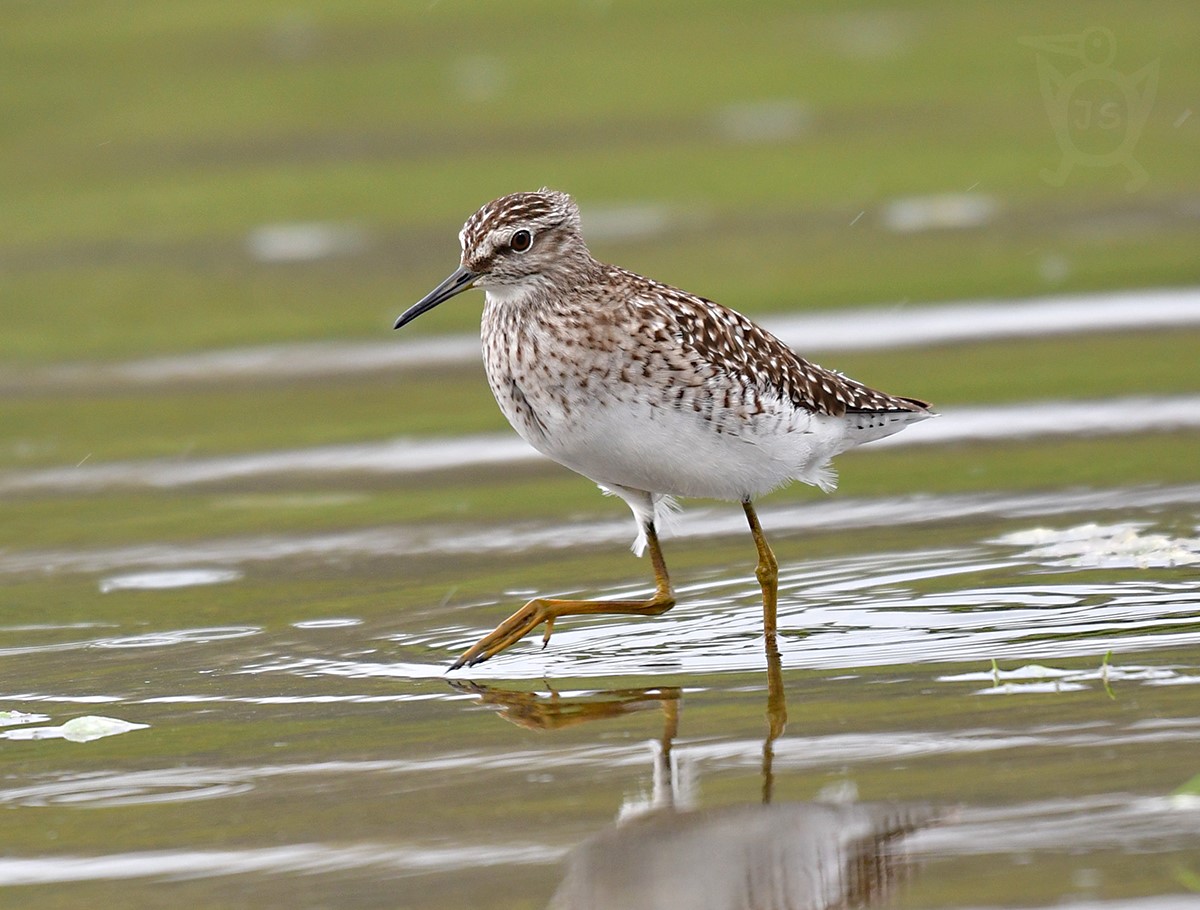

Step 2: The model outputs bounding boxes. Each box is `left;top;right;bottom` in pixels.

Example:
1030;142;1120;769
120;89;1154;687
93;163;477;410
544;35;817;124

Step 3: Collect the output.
3;479;1199;908
4;284;1200;908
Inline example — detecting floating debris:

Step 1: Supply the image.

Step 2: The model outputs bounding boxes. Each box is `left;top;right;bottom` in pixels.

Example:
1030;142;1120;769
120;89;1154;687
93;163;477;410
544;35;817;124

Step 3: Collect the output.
0;710;51;727
2;715;148;743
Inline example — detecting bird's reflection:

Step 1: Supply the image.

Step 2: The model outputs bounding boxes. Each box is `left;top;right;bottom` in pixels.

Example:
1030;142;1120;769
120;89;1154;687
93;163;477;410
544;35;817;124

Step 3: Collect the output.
550;798;930;910
453;636;934;910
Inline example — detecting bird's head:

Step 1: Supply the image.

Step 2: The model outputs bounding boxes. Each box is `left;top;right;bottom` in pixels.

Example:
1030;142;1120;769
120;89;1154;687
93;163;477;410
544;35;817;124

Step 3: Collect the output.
395;189;589;330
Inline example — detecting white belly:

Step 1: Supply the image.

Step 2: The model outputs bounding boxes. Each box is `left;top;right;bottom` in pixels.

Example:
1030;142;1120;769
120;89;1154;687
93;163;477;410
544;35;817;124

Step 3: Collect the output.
507;389;849;501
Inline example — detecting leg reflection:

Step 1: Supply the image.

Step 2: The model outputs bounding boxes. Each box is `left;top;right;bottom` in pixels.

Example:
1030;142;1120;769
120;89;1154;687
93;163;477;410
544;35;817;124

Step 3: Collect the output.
449;679;681;733
762;631;787;804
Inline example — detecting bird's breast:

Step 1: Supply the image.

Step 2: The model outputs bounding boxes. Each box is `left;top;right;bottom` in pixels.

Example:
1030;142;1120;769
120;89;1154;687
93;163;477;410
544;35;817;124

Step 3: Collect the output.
481;302;609;453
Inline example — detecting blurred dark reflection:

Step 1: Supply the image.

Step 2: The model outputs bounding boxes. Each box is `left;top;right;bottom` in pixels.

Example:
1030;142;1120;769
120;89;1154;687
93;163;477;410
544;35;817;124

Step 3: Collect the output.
548;799;931;910
454;636;936;910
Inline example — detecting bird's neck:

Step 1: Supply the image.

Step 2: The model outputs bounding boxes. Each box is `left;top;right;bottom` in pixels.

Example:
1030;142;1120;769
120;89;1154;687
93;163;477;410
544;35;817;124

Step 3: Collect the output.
484;253;604;312
482;282;546;309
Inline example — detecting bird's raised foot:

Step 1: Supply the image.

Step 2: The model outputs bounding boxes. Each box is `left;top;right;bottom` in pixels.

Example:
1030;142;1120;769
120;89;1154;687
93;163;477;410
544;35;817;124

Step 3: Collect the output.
447;591;675;671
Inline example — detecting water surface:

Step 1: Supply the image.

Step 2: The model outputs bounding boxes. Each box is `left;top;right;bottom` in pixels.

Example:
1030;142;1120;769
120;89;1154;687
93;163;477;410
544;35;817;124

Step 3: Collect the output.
3;483;1199;909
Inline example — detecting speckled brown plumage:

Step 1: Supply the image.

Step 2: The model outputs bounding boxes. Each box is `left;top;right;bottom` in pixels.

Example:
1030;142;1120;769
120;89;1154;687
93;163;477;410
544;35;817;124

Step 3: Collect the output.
593;265;929;419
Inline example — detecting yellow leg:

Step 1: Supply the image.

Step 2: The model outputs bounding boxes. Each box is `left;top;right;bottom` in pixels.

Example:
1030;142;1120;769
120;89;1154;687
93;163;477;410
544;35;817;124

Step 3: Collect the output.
450;522;675;670
742;500;778;636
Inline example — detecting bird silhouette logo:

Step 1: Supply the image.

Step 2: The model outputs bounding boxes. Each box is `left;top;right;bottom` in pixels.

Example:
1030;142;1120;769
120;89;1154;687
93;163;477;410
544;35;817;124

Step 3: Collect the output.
1020;27;1159;191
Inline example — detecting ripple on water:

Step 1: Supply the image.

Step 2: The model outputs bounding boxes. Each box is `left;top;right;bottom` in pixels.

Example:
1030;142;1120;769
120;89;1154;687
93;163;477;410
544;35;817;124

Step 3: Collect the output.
241;522;1200;682
0;841;566;886
290;618;364;630
909;791;1200;856
0;624;263;659
0;768;254;807
93;627;261;649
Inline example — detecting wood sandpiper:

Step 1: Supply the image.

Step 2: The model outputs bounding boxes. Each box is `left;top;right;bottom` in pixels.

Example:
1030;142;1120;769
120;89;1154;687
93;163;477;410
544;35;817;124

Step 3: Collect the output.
395;189;932;669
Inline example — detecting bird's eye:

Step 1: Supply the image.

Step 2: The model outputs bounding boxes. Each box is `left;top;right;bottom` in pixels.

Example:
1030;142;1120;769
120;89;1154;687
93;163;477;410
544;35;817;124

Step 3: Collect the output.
509;229;533;253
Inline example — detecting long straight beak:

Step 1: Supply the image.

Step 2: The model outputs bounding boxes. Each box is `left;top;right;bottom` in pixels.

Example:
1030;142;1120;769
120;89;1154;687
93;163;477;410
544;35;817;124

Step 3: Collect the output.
394;265;478;329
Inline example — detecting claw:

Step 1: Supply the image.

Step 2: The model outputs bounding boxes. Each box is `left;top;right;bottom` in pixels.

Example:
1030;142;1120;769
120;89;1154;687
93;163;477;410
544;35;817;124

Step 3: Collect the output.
450;652;484;672
446;600;547;670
